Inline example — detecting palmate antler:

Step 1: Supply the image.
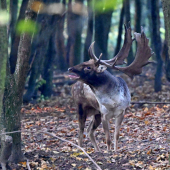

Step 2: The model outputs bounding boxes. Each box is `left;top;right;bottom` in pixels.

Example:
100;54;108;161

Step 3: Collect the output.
88;24;154;79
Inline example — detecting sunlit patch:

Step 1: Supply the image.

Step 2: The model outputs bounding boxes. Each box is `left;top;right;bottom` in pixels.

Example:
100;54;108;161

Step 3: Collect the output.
31;1;66;15
71;2;87;16
0;10;10;25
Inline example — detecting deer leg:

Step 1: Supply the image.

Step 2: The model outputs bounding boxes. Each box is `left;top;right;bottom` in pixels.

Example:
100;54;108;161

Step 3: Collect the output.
87;114;101;152
77;104;86;147
114;111;124;151
102;115;111;151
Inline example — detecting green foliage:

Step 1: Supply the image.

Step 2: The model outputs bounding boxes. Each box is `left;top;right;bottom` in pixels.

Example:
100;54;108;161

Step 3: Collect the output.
0;10;10;25
16;19;39;35
37;95;49;102
93;0;122;12
35;79;46;90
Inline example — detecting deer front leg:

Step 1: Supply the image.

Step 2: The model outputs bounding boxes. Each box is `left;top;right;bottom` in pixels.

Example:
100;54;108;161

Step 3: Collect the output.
77;104;86;147
87;114;101;152
114;111;124;151
102;115;111;151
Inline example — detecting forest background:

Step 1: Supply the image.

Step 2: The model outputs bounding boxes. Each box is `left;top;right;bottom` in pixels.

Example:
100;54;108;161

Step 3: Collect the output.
0;0;170;169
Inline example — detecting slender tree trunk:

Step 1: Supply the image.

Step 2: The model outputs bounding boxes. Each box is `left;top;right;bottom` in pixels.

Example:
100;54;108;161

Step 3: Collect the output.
114;2;124;56
55;1;67;71
0;1;13;168
124;0;133;65
0;0;8;118
161;0;170;82
66;0;84;66
134;0;142;33
9;0;29;74
84;0;94;61
151;0;162;92
9;0;18;39
41;34;56;97
94;8;112;60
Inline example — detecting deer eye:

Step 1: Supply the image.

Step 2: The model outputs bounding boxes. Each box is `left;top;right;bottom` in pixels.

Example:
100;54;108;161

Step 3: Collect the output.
86;66;91;69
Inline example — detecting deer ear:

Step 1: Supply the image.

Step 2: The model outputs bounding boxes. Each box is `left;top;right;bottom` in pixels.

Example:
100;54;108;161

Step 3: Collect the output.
96;65;107;73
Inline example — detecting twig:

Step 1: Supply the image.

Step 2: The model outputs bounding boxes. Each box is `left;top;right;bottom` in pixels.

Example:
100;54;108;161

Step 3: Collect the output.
131;101;170;104
0;130;102;170
26;159;31;170
41;131;102;170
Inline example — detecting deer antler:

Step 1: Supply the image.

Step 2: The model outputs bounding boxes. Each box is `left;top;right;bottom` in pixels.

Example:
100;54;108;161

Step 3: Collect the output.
88;25;153;79
88;24;134;67
115;27;154;79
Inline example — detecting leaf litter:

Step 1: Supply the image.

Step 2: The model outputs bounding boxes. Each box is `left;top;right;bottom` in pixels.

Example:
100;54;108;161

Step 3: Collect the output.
8;66;170;169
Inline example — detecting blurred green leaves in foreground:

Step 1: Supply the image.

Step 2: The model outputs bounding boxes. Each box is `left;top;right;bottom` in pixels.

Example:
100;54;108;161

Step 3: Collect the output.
16;19;39;35
0;10;10;25
93;0;123;12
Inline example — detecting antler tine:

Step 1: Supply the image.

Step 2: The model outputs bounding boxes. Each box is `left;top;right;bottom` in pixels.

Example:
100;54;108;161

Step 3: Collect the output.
88;42;99;61
115;26;154;79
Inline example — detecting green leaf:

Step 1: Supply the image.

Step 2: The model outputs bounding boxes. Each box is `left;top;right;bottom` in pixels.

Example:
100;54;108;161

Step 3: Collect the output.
16;19;39;35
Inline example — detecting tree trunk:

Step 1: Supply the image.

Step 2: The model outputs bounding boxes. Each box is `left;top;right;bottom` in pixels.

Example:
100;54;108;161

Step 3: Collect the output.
3;1;35;163
94;8;112;60
134;0;142;33
84;0;94;61
55;1;67;71
151;0;162;92
66;0;84;66
41;34;56;97
0;0;12;168
124;0;133;65
9;0;29;74
114;2;124;56
161;0;170;82
9;0;18;40
23;0;60;102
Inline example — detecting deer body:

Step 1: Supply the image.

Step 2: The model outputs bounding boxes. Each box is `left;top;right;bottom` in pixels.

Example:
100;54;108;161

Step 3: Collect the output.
70;61;131;151
69;25;153;151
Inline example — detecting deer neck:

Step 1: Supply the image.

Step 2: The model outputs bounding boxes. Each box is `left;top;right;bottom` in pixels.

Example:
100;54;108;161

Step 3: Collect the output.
87;70;118;93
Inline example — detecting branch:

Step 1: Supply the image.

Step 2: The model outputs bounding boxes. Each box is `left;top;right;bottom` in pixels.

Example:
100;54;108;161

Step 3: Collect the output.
131;101;170;104
0;130;102;170
26;159;31;170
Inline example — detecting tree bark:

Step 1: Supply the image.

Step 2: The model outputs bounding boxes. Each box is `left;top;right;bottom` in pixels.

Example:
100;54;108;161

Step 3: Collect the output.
124;0;133;65
23;0;60;102
151;0;162;92
41;34;56;97
66;0;84;66
134;0;142;33
0;0;11;168
84;0;94;61
161;0;170;82
94;8;112;60
9;0;29;74
55;1;67;71
114;2;124;57
3;0;35;163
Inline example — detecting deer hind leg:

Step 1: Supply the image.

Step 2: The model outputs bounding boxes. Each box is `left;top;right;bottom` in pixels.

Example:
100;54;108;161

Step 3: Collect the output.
114;110;125;151
87;113;101;152
102;115;111;151
77;104;86;147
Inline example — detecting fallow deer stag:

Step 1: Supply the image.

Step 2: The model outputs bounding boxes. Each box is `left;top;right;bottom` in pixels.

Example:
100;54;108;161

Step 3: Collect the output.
68;25;153;152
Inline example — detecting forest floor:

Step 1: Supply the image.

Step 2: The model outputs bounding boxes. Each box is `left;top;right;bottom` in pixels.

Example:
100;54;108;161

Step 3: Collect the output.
8;66;170;170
